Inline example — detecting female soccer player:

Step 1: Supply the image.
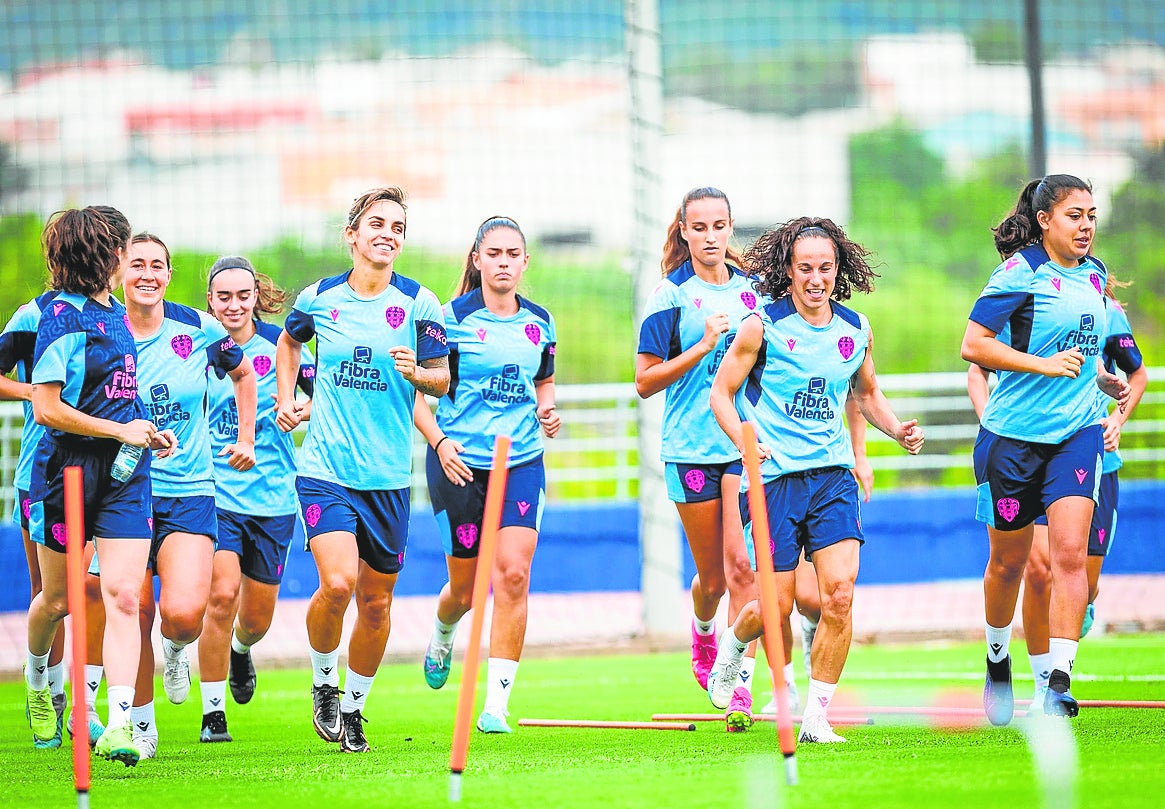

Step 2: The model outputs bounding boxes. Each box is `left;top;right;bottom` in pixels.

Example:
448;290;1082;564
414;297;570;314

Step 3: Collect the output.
197;256;315;743
966;276;1145;713
123;233;257;757
961;174;1128;723
276;187;449;753
709;216;924;744
415;216;559;734
635;187;765;731
25;207;174;766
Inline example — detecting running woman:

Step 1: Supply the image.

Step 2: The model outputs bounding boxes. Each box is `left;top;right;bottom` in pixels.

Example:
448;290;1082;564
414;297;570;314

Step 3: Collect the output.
966;279;1146;712
197;256;315;743
415;216;559;734
276;187;449;753
709;217;924;744
635;186;765;731
123;233;256;758
961;174;1129;723
26;207;174;766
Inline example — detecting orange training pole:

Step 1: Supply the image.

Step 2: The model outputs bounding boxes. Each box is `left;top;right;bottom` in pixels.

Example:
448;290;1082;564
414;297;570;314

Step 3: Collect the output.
741;422;798;785
64;466;90;809
449;435;511;802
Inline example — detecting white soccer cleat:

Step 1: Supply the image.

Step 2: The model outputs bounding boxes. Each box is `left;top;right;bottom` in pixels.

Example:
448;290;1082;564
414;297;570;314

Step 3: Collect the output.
707;641;745;710
162;645;191;705
760;682;800;715
134;731;159;760
798;713;845;744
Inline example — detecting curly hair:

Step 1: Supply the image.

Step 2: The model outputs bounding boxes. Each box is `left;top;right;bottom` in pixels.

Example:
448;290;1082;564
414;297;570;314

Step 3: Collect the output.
743;216;878;301
660;186;743;274
993;174;1092;259
43;206;130;297
208;255;290;321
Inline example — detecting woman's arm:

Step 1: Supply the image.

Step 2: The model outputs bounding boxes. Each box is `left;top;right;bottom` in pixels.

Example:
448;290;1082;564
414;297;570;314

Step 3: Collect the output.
275;330;304;433
535;376;560;438
220;356;257;470
709;315;769;459
635;312;730;399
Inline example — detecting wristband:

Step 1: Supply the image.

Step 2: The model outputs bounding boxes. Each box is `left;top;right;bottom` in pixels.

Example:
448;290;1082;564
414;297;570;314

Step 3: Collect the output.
434;435;449;452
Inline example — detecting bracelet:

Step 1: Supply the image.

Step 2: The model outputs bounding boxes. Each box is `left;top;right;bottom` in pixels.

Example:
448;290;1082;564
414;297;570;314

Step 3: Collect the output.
434;436;449;452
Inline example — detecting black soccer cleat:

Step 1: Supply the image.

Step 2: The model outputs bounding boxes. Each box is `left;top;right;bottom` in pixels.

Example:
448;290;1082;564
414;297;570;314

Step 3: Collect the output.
340;710;370;753
312;684;344;742
1043;669;1080;717
200;710;233;743
229;648;257;705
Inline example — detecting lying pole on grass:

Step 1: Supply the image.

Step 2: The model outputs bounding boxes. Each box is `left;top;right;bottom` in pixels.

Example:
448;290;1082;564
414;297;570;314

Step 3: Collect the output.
652;713;873;726
64;466;89;809
449;436;511;803
741;422;798;786
519;719;697;731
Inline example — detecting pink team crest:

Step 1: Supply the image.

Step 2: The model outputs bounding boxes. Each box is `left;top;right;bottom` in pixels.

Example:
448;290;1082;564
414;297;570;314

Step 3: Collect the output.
124;354;136;374
1097;528;1106;546
53;303;66;316
740;291;756;310
1075;468;1088;485
97;321;106;335
786;339;796;351
1090;272;1103;295
305;504;322;528
476;328;487;341
171;334;193;359
684;468;706;494
838;336;855;360
1051;277;1062;292
252;356;272;376
21;499;31;519
517;501;531;516
524;324;542;345
456;523;478;549
385;306;406;329
51;523;66;544
996;498;1020;523
329;309;339;321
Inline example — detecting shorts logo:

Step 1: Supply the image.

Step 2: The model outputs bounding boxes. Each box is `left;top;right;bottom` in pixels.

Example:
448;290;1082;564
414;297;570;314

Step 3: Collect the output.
385;306;406;329
1074;468;1088;485
996;497;1020;523
398;551;405;566
693;298;702;309
1051;277;1062;292
683;469;706;494
769;537;776;558
1080;314;1094;331
51;523;66;544
524;324;542;345
517;501;531;516
1090;273;1103;295
97;321;106;335
353;346;372;364
147;517;153;531
786;339;796;351
838;336;855;360
305;504;322;528
1098;528;1106;545
150;383;169;401
455;523;478;549
741;291;756;310
476;328;488;341
252;355;272;377
171;334;194;359
21;498;31;519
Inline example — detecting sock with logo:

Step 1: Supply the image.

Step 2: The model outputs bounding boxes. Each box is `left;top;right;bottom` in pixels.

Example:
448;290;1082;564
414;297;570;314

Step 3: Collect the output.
309;645;340;688
783;662;796;689
201;680;227;715
1048;638;1078;689
484;657;519;715
161;635;188;661
738;656;756;694
430;616;458;655
47;662;66;698
231;631;251;655
131;701;156;738
340;668;375;713
693;615;715;636
105;686;134;730
803;678;838;721
85;665;104;714
25;650;49;690
1029;652;1052;690
985;622;1011;663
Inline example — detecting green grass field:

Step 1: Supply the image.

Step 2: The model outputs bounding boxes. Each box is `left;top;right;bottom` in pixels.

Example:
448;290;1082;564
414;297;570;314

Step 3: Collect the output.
4;636;1164;808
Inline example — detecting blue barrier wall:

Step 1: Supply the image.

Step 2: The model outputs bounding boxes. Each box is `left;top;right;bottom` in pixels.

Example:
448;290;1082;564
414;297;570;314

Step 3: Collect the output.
2;481;1162;611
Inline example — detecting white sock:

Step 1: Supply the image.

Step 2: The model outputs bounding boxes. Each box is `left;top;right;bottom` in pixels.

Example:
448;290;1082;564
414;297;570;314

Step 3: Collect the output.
85;665;104;713
804;678;838;720
340;668;375;713
161;635;188;660
47;662;66;697
738;656;756;693
783;662;796;688
201;680;227;715
985;622;1012;663
231;630;251;655
106;686;134;730
484;657;519;715
725;627;747;655
693;616;715;636
431;616;458;652
1049;638;1078;675
25;650;50;690
309;645;340;687
1029;652;1052;689
131;701;156;738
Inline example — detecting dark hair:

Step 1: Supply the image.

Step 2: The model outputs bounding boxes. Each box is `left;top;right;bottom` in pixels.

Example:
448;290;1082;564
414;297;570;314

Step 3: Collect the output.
207;255;289;320
660;186;744;274
743;216;878;301
43;206;129;297
345;186;407;235
131;232;172;268
458;216;527;296
993;174;1093;259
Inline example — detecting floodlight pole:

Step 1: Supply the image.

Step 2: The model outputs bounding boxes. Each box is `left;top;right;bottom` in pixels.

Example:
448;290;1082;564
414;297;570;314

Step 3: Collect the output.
1024;0;1047;177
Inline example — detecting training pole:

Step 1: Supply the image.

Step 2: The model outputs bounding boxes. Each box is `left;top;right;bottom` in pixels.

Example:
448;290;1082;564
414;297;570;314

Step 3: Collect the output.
741;422;798;785
449;435;511;803
64;466;89;809
519;718;697;731
652;713;873;726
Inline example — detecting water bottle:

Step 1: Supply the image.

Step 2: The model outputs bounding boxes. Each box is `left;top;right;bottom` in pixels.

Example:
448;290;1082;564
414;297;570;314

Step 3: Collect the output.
110;443;144;483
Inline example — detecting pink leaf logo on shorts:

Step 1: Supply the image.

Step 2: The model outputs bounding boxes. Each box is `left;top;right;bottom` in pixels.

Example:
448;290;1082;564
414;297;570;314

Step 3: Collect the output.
838;336;855;360
51;523;66;544
741;291;756;310
1074;468;1088;485
1090;273;1103;295
684;469;706;494
97;321;106;335
996;498;1020;523
21;499;31;519
1098;528;1106;545
1051;277;1062;292
305;504;322;528
385;307;406;329
525;324;541;345
252;355;272;377
456;523;478;549
517;501;531;516
147;517;153;531
769;537;776;558
398;551;405;566
171;334;193;359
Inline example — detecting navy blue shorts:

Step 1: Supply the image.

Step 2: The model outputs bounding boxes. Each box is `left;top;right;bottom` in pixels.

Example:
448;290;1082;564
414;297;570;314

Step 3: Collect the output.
665;460;743;504
427;450;546;559
217;509;296;584
29;438;153;553
16;488;31;531
150;495;218;569
1033;470;1119;557
974;425;1103;531
740;466;864;572
295;476;410;575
